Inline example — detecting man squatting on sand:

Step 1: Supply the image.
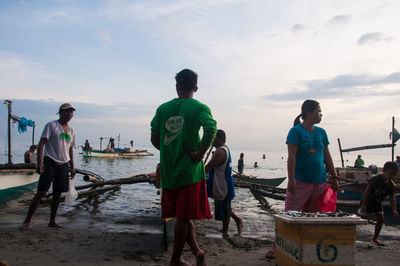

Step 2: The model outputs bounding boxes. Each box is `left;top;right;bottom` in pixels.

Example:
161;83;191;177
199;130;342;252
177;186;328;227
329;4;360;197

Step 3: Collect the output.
205;129;243;237
22;103;76;230
151;69;217;266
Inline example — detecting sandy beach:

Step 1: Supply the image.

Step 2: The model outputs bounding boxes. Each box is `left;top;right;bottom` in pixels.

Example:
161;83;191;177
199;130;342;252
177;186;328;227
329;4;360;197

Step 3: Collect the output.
1;211;399;266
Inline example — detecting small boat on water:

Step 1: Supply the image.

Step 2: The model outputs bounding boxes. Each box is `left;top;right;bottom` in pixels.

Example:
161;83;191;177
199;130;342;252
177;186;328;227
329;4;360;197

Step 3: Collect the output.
82;148;154;158
1;100;39;198
81;136;153;158
233;174;286;187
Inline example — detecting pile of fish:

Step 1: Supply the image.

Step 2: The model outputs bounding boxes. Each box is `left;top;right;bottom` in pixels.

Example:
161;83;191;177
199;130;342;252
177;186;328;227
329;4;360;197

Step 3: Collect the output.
282;210;355;218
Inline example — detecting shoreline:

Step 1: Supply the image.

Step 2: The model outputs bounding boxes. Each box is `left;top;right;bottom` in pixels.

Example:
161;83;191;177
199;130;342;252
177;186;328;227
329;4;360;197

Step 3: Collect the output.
1;213;399;265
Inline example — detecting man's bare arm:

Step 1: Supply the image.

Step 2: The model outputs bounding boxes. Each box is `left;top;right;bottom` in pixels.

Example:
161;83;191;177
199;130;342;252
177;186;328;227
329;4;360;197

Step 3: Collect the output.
36;138;47;174
151;135;160;150
69;146;76;179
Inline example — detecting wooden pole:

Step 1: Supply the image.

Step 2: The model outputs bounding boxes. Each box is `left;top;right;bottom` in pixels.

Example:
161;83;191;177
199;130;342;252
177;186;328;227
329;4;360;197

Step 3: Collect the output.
7;100;12;164
32;121;35;146
392;116;395;161
337;138;344;167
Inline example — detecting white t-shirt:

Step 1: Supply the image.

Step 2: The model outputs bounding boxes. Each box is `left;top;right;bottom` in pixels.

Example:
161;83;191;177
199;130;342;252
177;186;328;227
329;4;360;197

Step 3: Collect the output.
41;120;75;164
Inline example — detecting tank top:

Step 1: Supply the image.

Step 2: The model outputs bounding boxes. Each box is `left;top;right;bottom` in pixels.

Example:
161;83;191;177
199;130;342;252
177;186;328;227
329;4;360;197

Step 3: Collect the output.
206;145;235;201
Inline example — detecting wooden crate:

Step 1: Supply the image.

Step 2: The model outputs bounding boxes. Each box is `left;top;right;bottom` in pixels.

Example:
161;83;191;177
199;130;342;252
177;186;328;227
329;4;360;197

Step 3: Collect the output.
274;215;367;266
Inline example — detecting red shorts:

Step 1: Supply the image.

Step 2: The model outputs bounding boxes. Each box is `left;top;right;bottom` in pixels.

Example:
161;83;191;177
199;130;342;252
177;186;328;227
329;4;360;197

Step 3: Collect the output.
161;180;212;220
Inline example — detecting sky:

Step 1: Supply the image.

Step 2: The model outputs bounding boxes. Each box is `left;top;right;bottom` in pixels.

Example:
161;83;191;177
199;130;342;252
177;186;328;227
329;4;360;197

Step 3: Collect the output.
1;0;400;162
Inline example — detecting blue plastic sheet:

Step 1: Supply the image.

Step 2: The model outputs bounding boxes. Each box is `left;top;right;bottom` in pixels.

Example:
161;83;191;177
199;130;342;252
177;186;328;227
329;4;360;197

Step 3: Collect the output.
13;117;34;133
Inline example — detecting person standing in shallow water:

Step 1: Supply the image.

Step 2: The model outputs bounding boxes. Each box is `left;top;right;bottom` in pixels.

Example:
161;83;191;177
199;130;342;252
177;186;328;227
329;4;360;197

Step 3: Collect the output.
265;99;340;259
151;69;216;266
22;103;76;230
205;129;243;237
238;153;244;174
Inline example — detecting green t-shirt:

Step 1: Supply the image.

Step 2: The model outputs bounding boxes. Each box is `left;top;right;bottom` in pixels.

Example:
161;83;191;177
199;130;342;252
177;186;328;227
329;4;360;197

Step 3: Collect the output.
151;98;217;189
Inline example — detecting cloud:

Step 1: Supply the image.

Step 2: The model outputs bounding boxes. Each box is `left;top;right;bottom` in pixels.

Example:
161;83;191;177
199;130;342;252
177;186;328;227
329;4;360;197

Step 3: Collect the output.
357;32;392;45
291;24;307;33
264;72;400;101
328;15;351;25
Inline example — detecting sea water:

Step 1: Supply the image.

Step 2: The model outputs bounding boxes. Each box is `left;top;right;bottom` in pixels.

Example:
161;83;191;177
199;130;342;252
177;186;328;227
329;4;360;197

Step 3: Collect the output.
0;145;396;234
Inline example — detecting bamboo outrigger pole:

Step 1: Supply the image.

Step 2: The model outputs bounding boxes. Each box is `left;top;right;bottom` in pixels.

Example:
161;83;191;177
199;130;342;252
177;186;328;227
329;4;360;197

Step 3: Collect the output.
337;138;344;167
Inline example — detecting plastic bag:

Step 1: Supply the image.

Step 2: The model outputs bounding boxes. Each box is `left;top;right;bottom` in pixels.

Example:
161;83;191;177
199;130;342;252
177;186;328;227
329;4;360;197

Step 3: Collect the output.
65;178;78;205
318;185;337;212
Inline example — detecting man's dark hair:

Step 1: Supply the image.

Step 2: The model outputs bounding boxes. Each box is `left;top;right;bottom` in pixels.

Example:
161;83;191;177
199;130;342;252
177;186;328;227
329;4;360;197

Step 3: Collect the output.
383;161;399;171
175;69;198;91
30;145;36;150
216;129;226;143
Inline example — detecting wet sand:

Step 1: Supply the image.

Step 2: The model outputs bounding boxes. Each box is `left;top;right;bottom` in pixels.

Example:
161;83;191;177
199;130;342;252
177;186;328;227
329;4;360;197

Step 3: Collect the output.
1;215;399;266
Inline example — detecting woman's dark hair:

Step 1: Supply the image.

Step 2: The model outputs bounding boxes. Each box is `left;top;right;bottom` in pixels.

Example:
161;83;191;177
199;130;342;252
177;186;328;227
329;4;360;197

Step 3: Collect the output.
383;161;399;171
216;129;226;143
293;99;320;126
175;69;198;91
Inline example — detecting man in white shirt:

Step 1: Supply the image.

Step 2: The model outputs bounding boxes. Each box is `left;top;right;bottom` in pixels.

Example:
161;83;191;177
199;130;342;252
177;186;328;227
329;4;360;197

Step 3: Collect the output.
22;103;76;230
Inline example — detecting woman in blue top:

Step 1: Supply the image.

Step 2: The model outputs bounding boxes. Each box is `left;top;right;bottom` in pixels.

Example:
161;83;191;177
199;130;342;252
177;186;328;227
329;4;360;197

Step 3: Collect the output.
265;99;340;260
285;99;339;211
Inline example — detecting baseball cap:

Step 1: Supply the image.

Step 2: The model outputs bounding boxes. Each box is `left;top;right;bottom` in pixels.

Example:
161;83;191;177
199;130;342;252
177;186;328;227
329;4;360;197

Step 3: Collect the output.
58;103;76;113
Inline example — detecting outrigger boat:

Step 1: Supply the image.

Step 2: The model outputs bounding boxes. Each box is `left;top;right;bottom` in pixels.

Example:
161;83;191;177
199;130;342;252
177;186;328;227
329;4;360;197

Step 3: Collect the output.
0;100;39;198
82;136;153;158
233;174;286;187
334;116;400;200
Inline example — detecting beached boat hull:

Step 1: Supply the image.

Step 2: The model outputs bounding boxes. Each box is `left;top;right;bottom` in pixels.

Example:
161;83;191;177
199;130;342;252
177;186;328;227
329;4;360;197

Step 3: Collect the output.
0;168;39;198
233;175;286;187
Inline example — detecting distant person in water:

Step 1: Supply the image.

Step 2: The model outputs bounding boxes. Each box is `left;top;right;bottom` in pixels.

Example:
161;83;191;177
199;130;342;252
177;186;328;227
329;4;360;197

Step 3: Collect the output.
254;162;258;168
262;154;266;159
151;69;216;266
22;103;76;230
238;153;244;174
84;139;91;152
354;155;365;168
358;161;399;246
265;99;340;260
24;145;37;164
205;129;243;237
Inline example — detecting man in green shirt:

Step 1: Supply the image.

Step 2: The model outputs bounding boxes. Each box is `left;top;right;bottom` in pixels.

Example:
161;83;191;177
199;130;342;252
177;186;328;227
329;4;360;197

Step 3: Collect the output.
151;69;217;266
355;154;365;168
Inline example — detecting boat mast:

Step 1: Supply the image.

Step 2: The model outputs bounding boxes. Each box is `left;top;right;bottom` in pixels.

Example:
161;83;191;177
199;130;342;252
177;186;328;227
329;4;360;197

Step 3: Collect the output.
392;116;395;161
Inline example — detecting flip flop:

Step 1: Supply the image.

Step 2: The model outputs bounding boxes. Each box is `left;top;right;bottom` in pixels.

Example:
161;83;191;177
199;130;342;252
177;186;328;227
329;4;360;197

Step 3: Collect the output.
265;250;275;259
373;239;385;246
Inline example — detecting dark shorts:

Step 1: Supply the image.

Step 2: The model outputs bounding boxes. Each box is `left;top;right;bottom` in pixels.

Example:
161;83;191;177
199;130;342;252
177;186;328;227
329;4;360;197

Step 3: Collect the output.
161;180;212;220
37;157;70;193
214;200;231;221
366;203;384;214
